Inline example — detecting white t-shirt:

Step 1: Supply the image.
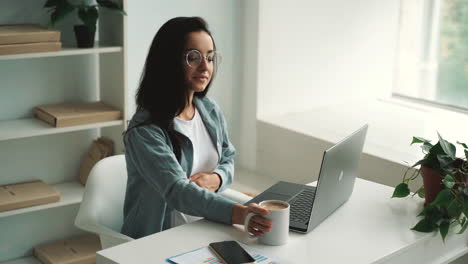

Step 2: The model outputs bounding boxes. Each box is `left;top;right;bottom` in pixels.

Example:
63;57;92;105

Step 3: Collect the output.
172;108;219;227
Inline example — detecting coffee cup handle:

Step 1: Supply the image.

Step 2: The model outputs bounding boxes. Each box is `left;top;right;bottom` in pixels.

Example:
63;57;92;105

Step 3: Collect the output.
244;212;259;237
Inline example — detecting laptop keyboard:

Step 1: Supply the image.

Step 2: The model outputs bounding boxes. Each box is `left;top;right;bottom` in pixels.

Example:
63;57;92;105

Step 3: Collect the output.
290;189;316;223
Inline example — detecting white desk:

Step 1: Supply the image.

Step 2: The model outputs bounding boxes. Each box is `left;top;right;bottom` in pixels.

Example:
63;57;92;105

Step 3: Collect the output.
97;179;468;264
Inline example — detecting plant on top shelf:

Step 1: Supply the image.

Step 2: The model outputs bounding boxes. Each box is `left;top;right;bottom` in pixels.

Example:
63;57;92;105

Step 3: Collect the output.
392;133;468;240
43;0;126;48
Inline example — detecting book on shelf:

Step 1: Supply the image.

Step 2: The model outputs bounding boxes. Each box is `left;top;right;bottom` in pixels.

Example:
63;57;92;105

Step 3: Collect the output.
34;101;122;128
34;234;102;264
0;180;60;212
0;41;61;55
0;24;61;45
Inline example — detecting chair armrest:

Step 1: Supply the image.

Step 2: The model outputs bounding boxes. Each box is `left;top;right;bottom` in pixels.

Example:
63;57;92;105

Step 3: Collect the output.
219;188;252;204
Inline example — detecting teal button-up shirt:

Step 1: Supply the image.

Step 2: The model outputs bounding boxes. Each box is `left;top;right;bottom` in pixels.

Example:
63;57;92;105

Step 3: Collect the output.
121;96;237;239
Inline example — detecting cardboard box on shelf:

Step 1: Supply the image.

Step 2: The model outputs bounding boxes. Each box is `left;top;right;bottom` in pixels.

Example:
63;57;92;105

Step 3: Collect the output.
34;102;122;128
33;234;102;264
0;180;60;212
0;41;61;55
0;24;61;45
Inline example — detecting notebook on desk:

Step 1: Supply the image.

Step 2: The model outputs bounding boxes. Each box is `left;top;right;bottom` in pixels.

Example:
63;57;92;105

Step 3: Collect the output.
246;124;368;233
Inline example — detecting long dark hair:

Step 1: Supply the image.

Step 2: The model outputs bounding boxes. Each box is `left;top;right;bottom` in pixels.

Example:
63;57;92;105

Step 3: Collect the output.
128;17;217;160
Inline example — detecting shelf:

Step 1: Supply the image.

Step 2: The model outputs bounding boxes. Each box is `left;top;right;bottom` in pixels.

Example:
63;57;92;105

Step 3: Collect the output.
0;2;127;262
0;45;122;61
0;257;40;264
0;181;85;218
0;118;124;141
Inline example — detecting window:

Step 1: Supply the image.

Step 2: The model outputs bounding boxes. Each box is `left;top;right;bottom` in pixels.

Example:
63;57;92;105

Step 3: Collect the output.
394;0;468;110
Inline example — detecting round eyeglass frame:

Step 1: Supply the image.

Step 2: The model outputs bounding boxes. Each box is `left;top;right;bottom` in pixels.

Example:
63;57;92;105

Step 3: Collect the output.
184;49;222;68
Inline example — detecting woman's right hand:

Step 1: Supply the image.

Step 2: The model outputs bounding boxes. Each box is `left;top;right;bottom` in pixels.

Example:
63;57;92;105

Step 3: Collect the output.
232;203;272;236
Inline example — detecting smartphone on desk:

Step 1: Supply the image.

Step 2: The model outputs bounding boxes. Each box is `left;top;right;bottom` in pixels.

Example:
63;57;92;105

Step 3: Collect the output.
209;240;256;264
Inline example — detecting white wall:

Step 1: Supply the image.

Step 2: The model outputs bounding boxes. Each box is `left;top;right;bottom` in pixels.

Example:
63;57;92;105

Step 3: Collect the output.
257;0;400;117
237;0;260;171
125;0;403;172
126;0;242;148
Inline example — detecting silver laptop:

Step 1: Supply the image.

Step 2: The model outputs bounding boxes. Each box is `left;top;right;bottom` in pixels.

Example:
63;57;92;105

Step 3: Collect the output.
245;124;368;233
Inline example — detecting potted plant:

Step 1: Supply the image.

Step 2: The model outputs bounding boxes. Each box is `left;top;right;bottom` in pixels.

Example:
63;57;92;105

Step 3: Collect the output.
392;133;468;240
43;0;126;48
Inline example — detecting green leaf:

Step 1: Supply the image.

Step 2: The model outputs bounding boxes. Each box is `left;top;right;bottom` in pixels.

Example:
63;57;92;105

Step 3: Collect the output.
44;0;59;7
97;0;127;15
440;221;450;241
429;142;445;157
392;183;410;198
430;189;452;207
412;218;437;232
412;136;430;145
443;175;456;189
457;141;468;149
422;142;433;153
447;200;463;218
463;201;468;218
78;6;98;31
417;187;425;198
49;0;75;26
411;159;426;168
418;205;443;223
438;155;454;170
97;0;119;9
442;167;456;176
438;132;456;159
465;149;468;160
457;220;468;234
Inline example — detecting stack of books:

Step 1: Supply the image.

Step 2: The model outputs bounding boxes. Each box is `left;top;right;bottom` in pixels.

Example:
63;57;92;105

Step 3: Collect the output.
0;24;61;55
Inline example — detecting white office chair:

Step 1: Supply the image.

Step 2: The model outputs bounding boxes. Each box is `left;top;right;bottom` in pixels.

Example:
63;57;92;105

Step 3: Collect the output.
75;154;251;249
75;154;133;249
220;186;252;204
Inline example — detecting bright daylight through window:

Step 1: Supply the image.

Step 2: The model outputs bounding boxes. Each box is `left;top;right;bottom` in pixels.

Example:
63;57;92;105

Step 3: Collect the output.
394;0;468;110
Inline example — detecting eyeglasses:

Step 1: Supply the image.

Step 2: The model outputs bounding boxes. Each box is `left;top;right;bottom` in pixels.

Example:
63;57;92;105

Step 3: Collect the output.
184;49;221;68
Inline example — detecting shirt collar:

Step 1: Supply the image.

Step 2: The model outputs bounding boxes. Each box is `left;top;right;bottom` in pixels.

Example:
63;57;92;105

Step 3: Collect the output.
193;96;215;114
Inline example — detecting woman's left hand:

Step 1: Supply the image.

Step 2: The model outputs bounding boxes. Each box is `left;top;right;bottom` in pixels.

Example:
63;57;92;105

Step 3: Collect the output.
189;172;221;192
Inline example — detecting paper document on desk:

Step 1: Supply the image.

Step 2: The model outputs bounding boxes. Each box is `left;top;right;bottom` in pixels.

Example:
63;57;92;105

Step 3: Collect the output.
166;243;288;264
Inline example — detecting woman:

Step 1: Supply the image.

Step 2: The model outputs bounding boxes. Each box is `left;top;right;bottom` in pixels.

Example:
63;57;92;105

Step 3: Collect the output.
122;17;272;239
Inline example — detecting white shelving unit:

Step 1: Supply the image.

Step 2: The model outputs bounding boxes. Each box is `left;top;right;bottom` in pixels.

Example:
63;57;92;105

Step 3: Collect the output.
0;119;124;141
0;45;122;61
0;182;85;218
0;0;127;262
0;257;40;264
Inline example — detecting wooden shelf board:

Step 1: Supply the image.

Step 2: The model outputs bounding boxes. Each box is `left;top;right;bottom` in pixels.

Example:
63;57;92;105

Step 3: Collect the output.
0;118;124;141
0;181;85;218
0;45;122;60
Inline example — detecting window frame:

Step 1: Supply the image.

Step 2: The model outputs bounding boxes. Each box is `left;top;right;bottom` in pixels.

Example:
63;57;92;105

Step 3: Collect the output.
392;0;468;112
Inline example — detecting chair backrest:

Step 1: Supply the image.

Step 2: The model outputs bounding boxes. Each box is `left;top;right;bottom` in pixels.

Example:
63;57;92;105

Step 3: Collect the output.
75;154;133;248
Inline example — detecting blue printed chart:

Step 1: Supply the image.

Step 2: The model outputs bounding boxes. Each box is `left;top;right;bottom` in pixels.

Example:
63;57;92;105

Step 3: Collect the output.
201;257;222;264
167;242;288;264
251;253;281;264
200;253;281;264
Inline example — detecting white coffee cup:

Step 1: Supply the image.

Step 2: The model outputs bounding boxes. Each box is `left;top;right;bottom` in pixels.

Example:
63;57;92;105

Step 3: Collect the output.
244;200;290;246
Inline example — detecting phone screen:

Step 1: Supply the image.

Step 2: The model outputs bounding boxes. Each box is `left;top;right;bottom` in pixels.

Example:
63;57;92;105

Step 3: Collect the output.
209;241;256;264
